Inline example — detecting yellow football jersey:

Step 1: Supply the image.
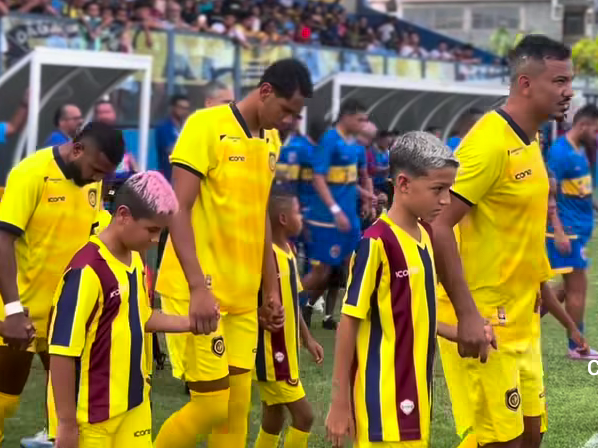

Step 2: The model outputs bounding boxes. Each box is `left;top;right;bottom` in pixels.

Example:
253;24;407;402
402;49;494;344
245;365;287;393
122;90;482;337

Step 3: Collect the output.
0;147;101;339
342;214;436;444
48;236;151;424
255;243;302;383
451;109;551;351
156;104;281;313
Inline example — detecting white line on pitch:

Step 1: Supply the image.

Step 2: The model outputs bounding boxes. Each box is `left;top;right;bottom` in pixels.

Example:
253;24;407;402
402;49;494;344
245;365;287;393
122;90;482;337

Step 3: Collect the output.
583;433;598;448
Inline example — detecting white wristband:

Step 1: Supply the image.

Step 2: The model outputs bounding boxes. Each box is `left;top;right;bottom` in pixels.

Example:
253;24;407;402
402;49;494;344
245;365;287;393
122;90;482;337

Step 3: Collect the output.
4;301;24;317
330;204;341;214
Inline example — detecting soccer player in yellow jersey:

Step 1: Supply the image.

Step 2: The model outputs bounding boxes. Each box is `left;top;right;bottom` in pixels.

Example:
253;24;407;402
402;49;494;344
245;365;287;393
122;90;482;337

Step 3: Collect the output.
0;122;124;445
326;131;459;448
254;185;324;448
432;35;574;448
154;59;313;448
48;172;189;448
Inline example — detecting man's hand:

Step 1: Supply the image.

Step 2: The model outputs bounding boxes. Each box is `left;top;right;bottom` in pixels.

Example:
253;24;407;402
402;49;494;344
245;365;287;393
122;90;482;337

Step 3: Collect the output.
306;337;324;364
258;302;284;332
457;310;494;363
326;400;355;448
55;421;78;448
188;286;220;335
483;320;496;348
554;232;571;256
333;210;351;233
2;311;35;349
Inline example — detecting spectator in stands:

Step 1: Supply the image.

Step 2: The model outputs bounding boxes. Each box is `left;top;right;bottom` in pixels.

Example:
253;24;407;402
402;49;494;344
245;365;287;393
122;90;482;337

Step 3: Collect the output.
430;41;454;61
0;91;28;144
10;0;59;16
203;80;234;108
400;31;428;58
377;17;395;45
162;0;193;30
181;0;198;25
155;94;191;181
93;99;117;125
260;19;288;44
44;104;83;146
458;43;481;64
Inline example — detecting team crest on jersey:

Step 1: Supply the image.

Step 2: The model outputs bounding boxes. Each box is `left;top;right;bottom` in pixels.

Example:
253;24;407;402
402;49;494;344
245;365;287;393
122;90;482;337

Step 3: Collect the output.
288;152;297;163
269;152;277;172
212;336;225;357
205;275;213;290
399;399;415;416
497;307;507;326
287;378;299;387
505;388;521;411
581;247;588;261
329;245;341;259
88;189;97;207
275;351;285;363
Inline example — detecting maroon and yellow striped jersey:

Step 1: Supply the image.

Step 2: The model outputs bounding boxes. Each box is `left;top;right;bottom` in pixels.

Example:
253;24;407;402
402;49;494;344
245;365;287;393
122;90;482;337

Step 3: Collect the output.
48;236;151;424
342;214;436;444
255;243;302;382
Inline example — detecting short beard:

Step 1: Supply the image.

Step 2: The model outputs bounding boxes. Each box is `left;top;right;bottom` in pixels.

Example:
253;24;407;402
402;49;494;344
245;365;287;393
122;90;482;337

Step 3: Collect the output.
64;161;92;187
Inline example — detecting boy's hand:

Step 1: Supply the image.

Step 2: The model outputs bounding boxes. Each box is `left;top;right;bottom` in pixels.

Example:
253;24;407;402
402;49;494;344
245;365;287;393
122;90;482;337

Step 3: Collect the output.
258;302;284;332
306;337;324;364
326;401;355;447
56;421;78;448
570;327;588;352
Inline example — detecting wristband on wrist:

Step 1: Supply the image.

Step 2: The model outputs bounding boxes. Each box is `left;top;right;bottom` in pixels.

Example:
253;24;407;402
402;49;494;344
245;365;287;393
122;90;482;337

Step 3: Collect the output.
330;204;341;214
4;301;24;316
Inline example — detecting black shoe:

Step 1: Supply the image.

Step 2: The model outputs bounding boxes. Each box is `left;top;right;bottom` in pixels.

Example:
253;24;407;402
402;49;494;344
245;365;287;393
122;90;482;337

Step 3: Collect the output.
302;305;313;328
156;353;166;370
322;317;337;330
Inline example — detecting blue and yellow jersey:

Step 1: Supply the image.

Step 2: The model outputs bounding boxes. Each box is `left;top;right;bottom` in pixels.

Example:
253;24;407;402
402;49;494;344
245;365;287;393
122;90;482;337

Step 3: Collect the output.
255;243;302;382
48;236;151;424
308;128;365;227
342;214;436;444
276;134;315;212
369;148;390;189
546;136;594;238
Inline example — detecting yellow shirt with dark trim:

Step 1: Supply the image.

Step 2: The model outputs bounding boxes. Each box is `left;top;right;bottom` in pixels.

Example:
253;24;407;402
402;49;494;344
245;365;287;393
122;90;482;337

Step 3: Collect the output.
48;236;151;424
255;243;302;382
0;147;101;339
156;104;281;313
451;110;551;351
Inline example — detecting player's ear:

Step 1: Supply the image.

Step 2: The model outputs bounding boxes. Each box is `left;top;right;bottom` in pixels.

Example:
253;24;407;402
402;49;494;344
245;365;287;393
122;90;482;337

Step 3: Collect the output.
279;212;287;226
72;141;84;158
259;83;274;101
397;173;410;193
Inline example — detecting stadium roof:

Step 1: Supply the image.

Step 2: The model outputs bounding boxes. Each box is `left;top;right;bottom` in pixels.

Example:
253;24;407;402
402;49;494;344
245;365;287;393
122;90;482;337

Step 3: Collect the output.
306;72;508;141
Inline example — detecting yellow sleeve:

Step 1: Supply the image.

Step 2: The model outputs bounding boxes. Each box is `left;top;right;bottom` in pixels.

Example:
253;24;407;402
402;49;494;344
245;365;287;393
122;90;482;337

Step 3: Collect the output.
451;136;507;206
342;238;382;319
0;164;44;236
48;266;101;357
169;110;220;177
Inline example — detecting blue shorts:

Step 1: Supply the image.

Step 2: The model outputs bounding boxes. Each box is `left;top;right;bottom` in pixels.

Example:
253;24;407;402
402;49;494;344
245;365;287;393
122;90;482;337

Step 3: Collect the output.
546;234;590;273
306;223;360;267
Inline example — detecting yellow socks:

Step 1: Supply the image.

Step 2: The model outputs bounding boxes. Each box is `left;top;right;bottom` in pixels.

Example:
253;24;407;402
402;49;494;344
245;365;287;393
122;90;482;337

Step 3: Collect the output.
0;391;19;445
154;388;229;448
208;371;252;448
457;433;477;448
254;428;280;448
283;426;309;448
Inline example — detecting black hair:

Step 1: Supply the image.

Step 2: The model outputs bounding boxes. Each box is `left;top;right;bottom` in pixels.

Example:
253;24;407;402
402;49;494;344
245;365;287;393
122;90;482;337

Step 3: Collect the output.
268;182;296;221
573;104;598;124
112;182;152;220
170;94;189;107
338;99;367;118
259;58;313;100
53;104;76;127
508;35;571;82
73;122;125;166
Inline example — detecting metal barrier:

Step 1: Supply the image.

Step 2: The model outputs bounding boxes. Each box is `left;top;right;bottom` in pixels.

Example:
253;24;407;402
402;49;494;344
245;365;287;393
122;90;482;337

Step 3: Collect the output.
0;13;512;97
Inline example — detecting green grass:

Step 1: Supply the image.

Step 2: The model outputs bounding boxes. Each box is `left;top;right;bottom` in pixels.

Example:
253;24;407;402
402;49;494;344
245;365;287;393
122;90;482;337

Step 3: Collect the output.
5;235;598;448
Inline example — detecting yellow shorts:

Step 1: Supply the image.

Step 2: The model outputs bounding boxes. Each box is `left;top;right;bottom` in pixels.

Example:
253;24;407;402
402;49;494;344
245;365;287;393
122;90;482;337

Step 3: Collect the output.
465;338;546;445
355;440;428;448
257;379;306;406
77;399;152;448
438;335;474;438
161;295;258;382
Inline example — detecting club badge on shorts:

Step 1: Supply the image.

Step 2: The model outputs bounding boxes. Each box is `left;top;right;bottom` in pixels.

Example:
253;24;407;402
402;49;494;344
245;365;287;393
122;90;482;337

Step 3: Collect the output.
497;306;507;326
269;152;277;172
212;336;225;357
505;387;521;411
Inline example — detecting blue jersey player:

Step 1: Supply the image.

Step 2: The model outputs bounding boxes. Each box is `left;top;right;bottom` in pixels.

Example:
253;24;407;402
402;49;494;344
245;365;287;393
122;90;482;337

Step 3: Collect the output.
546;104;598;360
302;100;373;329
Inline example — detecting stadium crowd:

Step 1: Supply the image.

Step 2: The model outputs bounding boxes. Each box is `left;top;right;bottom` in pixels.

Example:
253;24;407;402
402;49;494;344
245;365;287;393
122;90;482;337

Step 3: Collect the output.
0;0;483;62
